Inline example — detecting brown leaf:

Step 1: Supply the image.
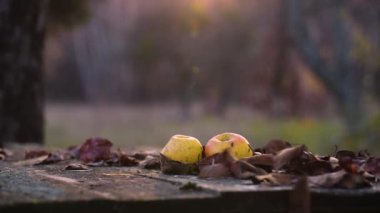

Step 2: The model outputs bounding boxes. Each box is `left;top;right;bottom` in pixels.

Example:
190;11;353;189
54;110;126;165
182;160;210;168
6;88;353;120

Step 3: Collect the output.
198;152;233;178
118;154;139;167
25;150;50;159
139;155;160;169
258;139;292;154
160;154;199;175
199;152;267;179
36;153;64;165
364;157;380;178
273;145;306;170
78;137;113;163
242;154;274;167
131;152;149;160
199;163;231;178
230;160;267;179
287;151;333;176
301;160;333;176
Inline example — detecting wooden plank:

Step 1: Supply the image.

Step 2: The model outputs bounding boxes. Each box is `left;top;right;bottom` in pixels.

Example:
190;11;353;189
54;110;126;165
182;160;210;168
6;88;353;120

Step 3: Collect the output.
2;158;380;213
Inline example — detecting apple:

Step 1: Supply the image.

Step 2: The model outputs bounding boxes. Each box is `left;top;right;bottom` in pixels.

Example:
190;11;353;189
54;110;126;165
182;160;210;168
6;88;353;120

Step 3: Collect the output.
204;132;253;159
161;134;203;164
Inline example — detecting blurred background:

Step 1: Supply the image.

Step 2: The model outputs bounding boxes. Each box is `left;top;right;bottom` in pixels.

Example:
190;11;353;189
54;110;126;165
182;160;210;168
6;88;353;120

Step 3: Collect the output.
43;0;380;154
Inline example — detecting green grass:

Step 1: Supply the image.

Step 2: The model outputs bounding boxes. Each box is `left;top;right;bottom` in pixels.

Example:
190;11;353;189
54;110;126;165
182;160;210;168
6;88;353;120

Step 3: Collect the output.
45;103;344;154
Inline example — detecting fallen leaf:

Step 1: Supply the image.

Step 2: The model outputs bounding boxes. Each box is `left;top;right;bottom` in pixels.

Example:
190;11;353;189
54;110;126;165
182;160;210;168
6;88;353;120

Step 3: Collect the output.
78;137;113;163
139;155;160;169
230;160;267;179
242;154;274;167
199;152;267;179
198;152;232;178
364;157;380;178
199;163;231;178
288;151;333;176
160;154;198;175
25;150;50;159
273;145;305;170
35;153;64;165
118;154;139;167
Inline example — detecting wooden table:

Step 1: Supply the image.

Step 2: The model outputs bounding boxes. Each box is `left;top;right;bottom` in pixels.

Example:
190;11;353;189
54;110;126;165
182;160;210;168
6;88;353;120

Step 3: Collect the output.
1;148;380;213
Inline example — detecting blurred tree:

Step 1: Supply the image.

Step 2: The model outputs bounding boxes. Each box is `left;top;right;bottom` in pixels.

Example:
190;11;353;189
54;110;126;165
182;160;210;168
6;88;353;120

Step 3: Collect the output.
287;0;365;132
0;0;48;145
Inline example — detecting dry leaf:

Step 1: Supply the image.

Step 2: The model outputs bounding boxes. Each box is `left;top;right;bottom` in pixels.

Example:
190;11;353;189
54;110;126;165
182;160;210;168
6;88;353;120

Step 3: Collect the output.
25;150;51;159
242;154;274;167
230;160;267;179
118;154;139;167
199;152;234;178
364;157;380;178
36;153;63;165
139;155;160;169
273;145;305;170
160;154;198;175
199;152;267;179
78;137;113;163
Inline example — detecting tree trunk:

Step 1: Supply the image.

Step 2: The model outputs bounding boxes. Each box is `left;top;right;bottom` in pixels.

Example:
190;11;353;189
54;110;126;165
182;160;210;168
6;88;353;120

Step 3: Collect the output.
0;0;47;145
287;0;364;133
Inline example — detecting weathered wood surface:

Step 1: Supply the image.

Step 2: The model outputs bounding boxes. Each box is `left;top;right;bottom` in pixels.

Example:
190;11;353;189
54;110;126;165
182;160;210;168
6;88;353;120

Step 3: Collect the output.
1;148;380;213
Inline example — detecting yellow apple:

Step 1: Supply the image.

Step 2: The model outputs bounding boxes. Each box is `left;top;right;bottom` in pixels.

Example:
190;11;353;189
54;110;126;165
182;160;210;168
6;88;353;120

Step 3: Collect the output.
160;134;203;164
204;132;253;159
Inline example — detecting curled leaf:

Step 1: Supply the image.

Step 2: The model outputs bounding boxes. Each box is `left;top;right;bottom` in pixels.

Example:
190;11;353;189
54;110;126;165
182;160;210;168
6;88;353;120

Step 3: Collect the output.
199;152;234;178
273;145;305;170
139;155;160;169
78;137;113;163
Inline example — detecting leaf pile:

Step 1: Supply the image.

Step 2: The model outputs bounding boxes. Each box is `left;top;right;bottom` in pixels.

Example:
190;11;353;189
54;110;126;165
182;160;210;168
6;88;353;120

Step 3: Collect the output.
15;137;160;168
13;137;380;189
197;140;376;189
